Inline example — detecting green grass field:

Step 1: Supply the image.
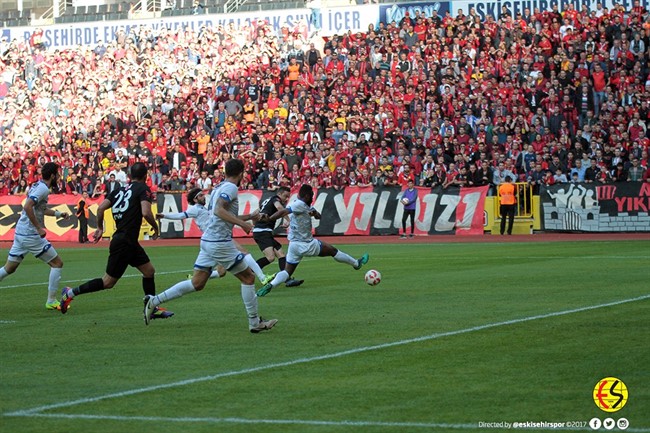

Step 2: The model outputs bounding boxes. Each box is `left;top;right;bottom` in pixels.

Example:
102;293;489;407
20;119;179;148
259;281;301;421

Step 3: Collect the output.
1;240;649;433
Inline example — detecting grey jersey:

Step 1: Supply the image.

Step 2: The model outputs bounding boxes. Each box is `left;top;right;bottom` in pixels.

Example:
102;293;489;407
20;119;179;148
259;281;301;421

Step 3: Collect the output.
203;181;239;241
287;198;314;242
15;181;49;236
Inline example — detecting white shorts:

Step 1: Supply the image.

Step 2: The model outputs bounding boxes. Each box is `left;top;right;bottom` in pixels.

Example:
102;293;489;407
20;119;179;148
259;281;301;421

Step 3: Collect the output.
286;239;322;265
194;240;247;274
8;234;58;264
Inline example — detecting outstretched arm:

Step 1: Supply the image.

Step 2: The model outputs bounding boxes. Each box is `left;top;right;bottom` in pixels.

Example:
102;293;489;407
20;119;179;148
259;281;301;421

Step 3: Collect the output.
156;212;188;220
43;207;70;219
274;200;291;226
267;208;291;222
239;208;261;222
158;206;202;221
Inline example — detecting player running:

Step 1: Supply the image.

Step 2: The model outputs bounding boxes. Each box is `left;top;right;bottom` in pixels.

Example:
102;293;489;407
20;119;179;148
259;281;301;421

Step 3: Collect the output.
144;159;277;333
0;162;70;310
256;184;369;297
60;162;173;321
157;187;274;284
253;186;304;288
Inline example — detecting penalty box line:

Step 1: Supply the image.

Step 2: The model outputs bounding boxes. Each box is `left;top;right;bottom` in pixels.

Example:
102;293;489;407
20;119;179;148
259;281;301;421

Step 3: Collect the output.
6;294;650;418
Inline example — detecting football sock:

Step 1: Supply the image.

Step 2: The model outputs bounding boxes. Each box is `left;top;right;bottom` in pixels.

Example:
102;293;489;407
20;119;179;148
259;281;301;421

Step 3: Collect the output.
47;267;62;302
209;270;221;279
269;270;289;287
0;267;9;281
241;284;259;327
256;257;271;269
278;257;286;271
153;280;196;306
333;250;358;267
142;277;155;297
74;278;104;296
244;254;265;282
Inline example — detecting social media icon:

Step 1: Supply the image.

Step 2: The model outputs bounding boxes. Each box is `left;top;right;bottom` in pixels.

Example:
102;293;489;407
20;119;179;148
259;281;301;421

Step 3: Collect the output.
604;418;616;430
590;418;602;430
618;418;629;430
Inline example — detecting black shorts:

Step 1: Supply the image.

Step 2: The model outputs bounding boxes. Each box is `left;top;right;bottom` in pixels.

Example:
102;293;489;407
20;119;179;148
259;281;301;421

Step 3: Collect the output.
253;231;282;252
106;234;150;279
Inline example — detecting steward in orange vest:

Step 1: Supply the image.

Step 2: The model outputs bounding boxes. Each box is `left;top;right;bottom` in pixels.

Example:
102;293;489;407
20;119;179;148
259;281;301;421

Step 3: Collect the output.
498;176;516;235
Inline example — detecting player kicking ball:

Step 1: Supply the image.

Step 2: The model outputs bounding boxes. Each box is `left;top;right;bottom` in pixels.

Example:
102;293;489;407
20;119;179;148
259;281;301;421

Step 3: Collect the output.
256;184;369;297
253;186;304;288
157;187;274;285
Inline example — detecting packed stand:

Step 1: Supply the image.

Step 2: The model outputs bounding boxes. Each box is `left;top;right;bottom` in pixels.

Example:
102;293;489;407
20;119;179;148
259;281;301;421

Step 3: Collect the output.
1;4;650;198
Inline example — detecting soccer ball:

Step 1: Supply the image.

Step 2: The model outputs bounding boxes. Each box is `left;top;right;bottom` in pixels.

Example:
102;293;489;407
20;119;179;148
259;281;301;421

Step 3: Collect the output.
401;198;410;205
364;269;381;286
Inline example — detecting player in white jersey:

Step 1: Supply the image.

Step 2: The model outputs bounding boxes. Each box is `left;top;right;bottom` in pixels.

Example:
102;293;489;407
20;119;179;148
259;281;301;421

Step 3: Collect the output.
157;188;274;284
145;159;277;333
0;162;70;310
256;184;369;297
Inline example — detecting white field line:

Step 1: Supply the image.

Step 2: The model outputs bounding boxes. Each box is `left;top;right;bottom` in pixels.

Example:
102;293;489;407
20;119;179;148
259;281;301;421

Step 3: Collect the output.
0;320;16;324
6;413;475;429
10;413;650;432
0;270;192;290
6;294;649;419
2;255;647;291
501;256;649;260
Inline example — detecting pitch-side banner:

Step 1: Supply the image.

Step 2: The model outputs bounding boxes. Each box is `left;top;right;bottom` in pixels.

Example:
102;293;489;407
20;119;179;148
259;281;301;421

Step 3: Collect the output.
540;182;650;232
0;185;488;242
0;195;105;242
312;185;488;236
156;185;488;237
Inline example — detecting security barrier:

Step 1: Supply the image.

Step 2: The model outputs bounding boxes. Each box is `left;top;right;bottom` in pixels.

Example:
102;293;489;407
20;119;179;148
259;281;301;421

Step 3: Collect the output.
495;182;534;219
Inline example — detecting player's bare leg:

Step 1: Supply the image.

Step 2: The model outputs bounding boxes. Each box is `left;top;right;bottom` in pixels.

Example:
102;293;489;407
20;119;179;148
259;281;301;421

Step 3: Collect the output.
256;262;298;297
143;268;210;325
235;267;277;333
234;240;273;284
319;241;368;269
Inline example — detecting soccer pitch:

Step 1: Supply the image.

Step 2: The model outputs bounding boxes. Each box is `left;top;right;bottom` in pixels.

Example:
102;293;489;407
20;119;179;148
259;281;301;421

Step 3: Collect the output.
1;240;648;433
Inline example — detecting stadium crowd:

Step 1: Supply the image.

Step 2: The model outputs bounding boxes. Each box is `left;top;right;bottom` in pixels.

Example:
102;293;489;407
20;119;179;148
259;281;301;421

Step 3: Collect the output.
1;2;650;199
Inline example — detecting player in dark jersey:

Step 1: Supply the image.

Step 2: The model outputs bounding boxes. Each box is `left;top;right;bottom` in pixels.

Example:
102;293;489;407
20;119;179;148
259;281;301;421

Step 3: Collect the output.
253;186;304;288
59;162;173;321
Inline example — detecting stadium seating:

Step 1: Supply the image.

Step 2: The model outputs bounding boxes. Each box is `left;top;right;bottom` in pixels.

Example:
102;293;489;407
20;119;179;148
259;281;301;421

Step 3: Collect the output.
0;9;31;27
236;0;304;12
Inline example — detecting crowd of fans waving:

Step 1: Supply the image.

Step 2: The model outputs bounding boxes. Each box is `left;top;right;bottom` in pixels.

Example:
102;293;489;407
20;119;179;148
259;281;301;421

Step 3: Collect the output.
1;2;650;199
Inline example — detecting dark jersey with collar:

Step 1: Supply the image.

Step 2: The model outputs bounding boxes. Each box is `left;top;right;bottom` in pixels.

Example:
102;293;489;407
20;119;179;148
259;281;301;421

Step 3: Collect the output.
107;181;153;241
254;195;281;232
